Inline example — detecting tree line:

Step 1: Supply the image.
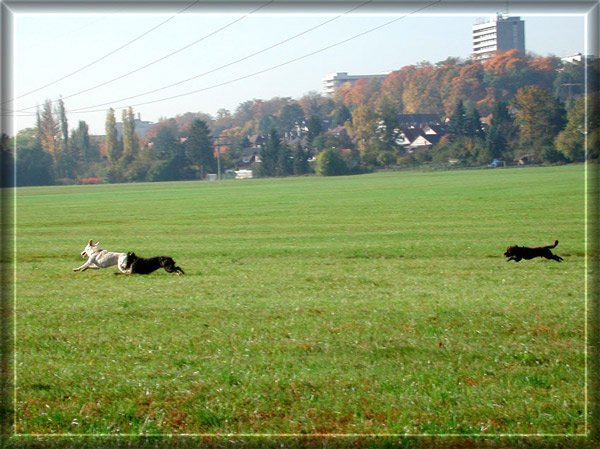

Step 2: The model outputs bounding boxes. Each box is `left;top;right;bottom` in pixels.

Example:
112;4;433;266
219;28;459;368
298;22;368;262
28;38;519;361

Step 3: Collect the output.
2;50;599;186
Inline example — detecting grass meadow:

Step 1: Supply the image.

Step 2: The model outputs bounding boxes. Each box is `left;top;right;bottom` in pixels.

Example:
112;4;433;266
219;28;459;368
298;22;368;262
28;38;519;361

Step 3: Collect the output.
10;165;594;445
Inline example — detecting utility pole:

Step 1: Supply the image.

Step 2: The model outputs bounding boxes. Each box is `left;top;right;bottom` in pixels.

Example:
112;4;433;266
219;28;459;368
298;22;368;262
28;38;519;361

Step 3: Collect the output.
215;137;222;180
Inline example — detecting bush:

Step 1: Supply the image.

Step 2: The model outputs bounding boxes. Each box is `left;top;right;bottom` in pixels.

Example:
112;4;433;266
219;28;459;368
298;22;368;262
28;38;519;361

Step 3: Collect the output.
315;148;348;176
79;177;102;184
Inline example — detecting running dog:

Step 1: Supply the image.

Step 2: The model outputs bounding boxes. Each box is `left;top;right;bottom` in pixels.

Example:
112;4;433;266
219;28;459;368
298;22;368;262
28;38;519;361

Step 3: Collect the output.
124;252;185;275
504;240;563;262
73;240;130;273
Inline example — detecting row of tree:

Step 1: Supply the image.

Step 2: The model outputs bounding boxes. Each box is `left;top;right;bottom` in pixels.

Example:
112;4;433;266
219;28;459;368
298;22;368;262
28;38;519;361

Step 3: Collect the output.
3;50;599;186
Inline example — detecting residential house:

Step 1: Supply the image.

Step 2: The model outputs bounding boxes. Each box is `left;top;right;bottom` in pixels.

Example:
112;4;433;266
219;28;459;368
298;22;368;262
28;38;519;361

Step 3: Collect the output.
248;134;266;148
326;125;350;142
385;114;448;152
238;146;262;169
400;128;444;151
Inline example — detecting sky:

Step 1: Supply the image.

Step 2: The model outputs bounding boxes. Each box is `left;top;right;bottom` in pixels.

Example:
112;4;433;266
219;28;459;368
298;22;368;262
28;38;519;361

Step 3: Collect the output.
3;1;594;136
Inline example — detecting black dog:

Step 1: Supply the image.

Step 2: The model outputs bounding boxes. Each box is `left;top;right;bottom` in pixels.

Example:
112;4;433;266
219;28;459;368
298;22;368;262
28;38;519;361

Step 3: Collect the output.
504;240;563;262
124;252;185;275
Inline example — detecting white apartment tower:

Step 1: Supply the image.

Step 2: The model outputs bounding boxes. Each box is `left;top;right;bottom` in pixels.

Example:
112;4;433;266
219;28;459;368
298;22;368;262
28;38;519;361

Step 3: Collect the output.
321;72;389;95
472;13;525;60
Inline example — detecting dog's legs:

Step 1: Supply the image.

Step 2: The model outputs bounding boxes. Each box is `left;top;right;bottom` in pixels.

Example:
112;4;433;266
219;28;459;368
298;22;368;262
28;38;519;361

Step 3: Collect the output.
73;258;96;271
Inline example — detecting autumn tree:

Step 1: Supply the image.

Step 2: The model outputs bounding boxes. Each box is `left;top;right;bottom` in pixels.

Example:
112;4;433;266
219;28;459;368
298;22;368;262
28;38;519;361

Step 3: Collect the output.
402;64;446;114
218;126;247;169
37;100;61;173
512;85;566;162
348;105;379;167
379;65;415;112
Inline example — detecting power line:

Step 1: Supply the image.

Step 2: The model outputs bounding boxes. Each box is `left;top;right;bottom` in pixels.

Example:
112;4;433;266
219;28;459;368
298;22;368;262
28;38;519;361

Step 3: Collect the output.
69;0;443;115
67;0;374;114
14;0;275;114
2;0;203;108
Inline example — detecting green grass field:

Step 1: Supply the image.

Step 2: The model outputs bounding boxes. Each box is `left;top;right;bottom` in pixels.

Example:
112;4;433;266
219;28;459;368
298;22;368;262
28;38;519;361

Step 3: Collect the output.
12;165;590;439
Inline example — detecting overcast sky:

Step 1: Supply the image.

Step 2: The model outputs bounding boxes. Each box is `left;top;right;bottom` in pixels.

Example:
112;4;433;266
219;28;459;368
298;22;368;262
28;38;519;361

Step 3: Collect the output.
4;1;594;135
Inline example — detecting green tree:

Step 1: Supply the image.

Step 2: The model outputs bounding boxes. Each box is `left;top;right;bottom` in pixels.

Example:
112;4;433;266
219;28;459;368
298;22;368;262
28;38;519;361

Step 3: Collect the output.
277;103;305;135
276;142;292;177
312;133;344;153
486;101;516;162
105;108;121;163
121;107;138;162
259;128;281;177
555;93;600;161
333;104;352;127
465;105;484;140
512;85;566;162
185;119;215;178
1;133;13;187
315;148;348;176
56;97;73;178
151;125;178;160
553;60;586;105
292;144;310;175
375;98;402;153
448;99;467;138
14;128;54;186
71;120;97;162
305;116;323;147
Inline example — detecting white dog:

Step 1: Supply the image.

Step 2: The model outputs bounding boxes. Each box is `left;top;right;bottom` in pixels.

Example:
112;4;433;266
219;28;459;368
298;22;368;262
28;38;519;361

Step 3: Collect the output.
73;240;129;273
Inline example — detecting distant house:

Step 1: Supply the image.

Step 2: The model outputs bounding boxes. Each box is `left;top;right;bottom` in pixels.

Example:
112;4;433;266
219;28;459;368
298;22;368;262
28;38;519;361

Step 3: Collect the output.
238;146;262;169
248;134;266;148
384;116;447;151
400;128;443;151
480;113;493;127
326;125;349;142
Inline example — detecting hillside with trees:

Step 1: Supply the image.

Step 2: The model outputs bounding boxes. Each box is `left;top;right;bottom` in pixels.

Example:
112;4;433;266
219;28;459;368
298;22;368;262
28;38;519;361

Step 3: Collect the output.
3;50;599;186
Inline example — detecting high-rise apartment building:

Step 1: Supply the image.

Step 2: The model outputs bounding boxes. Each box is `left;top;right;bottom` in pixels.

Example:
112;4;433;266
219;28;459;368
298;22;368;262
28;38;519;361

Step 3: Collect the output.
321;72;389;95
472;13;525;60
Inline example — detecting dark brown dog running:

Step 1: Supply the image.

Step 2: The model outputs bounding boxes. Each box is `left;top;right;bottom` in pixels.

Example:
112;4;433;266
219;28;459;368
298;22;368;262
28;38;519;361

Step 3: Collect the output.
504;240;563;262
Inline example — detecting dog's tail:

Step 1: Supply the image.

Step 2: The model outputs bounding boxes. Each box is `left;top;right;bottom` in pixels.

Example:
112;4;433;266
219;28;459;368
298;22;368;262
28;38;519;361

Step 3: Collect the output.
548;240;559;248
